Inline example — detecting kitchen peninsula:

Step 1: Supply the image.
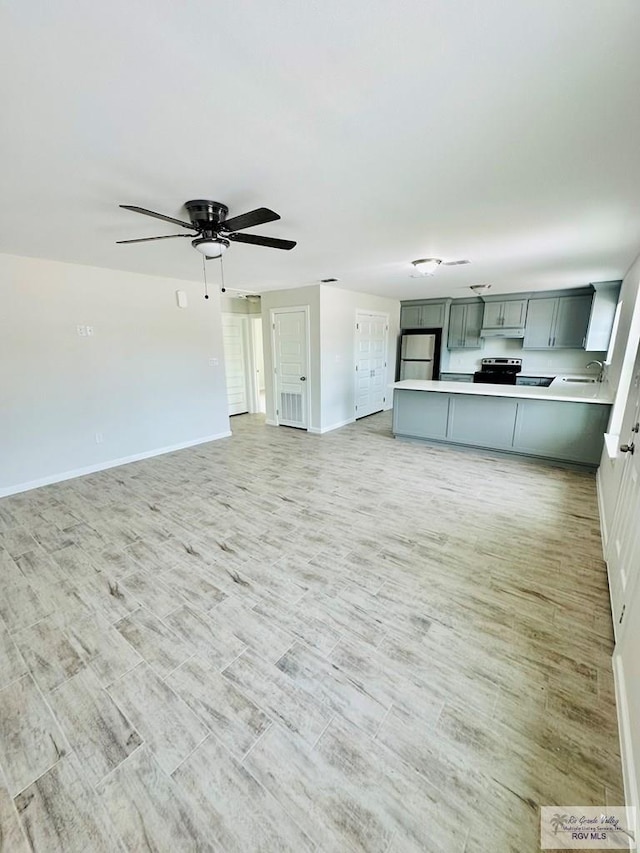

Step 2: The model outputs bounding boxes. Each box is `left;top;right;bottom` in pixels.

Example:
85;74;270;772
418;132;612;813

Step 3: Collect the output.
392;378;613;467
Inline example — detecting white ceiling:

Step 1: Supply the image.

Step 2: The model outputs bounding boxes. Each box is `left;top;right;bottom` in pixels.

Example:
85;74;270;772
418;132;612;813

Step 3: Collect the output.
2;0;640;299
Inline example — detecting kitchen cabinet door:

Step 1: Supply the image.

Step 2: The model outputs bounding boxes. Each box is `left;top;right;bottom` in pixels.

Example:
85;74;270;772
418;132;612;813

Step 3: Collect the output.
482;300;527;328
448;395;518;448
448;304;483;349
447;304;465;348
501;300;528;327
400;305;423;329
401;302;447;329
513;399;610;464
552;294;592;348
524;294;592;349
421;302;446;328
393;390;450;439
523;298;556;348
481;302;504;328
462;302;483;347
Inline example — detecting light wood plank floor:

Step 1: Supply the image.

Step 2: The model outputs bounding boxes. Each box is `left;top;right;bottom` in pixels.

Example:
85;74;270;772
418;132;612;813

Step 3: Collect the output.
0;412;623;852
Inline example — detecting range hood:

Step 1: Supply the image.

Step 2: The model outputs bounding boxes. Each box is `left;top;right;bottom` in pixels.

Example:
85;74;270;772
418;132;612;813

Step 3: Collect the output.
480;327;525;339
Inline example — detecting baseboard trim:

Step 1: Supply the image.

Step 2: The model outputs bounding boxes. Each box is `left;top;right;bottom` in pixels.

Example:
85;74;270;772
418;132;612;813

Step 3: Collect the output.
0;431;233;498
613;650;639;815
308;417;355;435
264;419;278;427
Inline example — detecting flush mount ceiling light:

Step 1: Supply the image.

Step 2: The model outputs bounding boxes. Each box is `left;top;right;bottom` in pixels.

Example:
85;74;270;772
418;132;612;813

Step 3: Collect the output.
411;258;441;276
469;284;492;294
192;237;230;258
410;257;470;277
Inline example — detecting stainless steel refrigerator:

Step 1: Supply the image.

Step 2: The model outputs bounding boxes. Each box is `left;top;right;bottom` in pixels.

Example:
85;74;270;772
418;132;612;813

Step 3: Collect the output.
399;332;437;380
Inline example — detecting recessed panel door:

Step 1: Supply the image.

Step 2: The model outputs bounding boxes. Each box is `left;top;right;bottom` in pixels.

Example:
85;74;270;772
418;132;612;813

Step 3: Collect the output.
607;351;640;639
222;314;249;416
355;313;388;419
273;309;308;429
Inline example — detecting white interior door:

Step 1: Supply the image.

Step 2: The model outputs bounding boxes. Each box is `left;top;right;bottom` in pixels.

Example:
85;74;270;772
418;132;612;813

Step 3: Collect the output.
222;314;249;416
355;312;388;419
607;352;640;638
272;308;308;429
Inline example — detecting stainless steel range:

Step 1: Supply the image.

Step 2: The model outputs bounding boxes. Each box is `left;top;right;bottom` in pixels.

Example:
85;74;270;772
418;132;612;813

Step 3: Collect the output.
473;357;522;385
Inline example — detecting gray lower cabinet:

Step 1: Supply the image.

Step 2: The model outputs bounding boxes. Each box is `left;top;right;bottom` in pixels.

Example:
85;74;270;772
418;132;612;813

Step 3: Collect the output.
523;294;592;349
393;389;449;439
513;399;610;464
393;389;610;466
448;395;518;448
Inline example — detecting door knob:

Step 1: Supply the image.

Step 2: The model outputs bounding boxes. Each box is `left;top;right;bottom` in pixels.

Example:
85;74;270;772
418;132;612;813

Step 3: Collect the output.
300;376;306;381
620;442;635;454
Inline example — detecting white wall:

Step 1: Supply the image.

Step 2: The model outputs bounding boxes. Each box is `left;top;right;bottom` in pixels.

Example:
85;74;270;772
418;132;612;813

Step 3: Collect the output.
446;337;607;375
260;286;321;429
0;253;230;496
319;285;399;432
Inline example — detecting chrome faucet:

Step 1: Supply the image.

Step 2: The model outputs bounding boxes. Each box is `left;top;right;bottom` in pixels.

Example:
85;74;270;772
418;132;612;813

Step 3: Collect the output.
586;360;604;382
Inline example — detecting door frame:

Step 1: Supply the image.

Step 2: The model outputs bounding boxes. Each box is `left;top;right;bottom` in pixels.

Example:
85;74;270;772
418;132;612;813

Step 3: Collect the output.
270;305;311;429
354;310;389;419
247;315;265;414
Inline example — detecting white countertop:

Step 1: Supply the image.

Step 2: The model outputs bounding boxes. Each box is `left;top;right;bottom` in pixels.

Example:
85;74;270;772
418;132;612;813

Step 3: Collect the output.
393;379;614;404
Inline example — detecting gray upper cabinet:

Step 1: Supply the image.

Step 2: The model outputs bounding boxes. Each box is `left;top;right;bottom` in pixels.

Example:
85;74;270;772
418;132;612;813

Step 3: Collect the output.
400;301;447;329
482;299;528;329
447;302;483;349
400;305;423;328
523;294;592;349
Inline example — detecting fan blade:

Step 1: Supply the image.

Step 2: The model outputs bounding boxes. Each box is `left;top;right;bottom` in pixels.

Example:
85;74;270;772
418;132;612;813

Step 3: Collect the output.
442;259;470;266
222;207;280;232
119;205;196;230
227;232;296;250
116;234;193;244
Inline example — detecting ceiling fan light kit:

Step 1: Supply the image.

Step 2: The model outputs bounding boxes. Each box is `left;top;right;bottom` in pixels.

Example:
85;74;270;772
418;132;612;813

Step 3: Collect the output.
192;237;229;258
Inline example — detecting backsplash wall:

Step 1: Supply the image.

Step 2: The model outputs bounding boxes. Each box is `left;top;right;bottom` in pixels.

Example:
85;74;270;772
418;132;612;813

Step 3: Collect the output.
444;337;607;375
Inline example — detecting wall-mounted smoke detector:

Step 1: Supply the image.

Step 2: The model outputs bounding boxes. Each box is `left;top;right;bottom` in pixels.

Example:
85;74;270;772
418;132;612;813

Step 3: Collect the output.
410;258;470;277
469;284;492;294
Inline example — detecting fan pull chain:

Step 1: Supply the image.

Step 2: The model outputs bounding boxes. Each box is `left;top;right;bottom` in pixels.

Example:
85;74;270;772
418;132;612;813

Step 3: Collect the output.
202;255;209;300
219;254;226;293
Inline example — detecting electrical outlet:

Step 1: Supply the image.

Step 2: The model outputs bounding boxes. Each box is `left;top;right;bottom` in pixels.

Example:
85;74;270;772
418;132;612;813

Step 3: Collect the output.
86;326;94;336
95;432;103;444
209;358;219;367
77;325;87;337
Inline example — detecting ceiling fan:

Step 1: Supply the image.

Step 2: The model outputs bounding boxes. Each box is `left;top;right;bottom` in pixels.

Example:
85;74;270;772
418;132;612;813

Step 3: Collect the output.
117;199;296;258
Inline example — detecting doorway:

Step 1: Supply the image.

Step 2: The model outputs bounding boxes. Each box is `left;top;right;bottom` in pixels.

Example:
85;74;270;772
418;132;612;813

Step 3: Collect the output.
222;314;249;416
355;311;389;419
271;307;309;429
